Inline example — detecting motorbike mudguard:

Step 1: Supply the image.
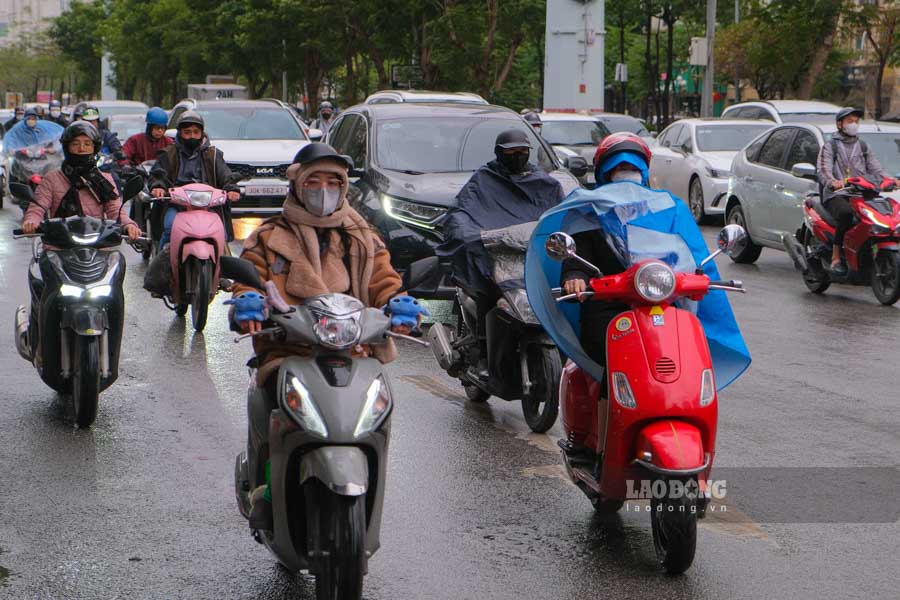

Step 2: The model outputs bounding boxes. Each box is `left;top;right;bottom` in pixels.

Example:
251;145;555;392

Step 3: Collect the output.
60;304;108;336
299;446;369;496
180;239;216;262
634;419;708;475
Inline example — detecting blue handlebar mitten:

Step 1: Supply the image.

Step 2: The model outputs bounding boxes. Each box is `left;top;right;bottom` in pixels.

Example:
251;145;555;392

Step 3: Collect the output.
383;296;430;331
224;292;267;323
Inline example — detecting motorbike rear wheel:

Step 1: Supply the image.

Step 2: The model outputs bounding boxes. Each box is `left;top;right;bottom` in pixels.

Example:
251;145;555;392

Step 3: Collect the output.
305;481;366;600
871;250;900;305
191;259;213;332
521;345;561;433
650;477;698;575
71;335;101;428
801;227;831;294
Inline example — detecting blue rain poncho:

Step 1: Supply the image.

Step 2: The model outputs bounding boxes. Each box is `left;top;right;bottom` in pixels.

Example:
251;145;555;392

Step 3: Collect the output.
524;181;751;390
3;119;64;153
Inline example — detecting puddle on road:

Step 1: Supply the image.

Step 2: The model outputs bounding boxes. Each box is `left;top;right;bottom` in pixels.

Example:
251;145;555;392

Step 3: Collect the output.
0;546;10;585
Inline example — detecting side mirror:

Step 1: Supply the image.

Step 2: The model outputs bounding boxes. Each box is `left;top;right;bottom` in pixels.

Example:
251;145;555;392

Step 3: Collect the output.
717;224;748;256
564;156;590;178
122;175;144;201
220;256;263;289
545;232;577;261
165;128;177;139
10;181;34;204
651;131;658;139
308;128;323;141
790;162;817;181
403;256;441;293
348;167;366;179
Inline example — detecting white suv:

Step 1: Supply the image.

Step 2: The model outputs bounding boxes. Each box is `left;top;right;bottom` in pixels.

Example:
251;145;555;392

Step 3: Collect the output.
721;100;842;125
363;90;488;105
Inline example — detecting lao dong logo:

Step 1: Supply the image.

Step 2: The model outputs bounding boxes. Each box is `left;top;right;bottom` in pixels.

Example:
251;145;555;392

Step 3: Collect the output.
625;478;727;501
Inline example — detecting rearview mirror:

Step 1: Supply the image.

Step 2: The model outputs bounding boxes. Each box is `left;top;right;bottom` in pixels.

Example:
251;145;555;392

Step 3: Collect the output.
308;128;323;141
717;224;748;256
790;162;817;181
165;128;177;139
220;256;263;290
122;175;144;201
564;156;590;178
10;182;34;204
403;256;441;293
545;232;577;261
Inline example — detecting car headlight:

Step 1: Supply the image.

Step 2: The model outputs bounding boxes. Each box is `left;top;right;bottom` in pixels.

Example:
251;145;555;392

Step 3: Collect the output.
354;376;392;438
497;289;539;324
283;375;328;437
59;283;85;298
381;194;447;230
700;369;715;406
612;372;637;409
706;166;730;179
313;313;361;349
185;191;213;207
634;261;676;303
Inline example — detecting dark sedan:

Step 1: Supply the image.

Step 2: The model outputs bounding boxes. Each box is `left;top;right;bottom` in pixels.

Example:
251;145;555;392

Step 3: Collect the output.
325;102;584;298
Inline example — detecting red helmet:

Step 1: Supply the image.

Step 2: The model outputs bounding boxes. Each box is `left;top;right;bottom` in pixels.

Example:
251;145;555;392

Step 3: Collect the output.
593;132;652;170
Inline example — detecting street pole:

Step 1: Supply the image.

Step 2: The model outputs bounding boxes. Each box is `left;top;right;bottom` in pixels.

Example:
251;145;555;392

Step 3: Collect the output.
700;0;717;117
282;39;288;103
734;0;740;103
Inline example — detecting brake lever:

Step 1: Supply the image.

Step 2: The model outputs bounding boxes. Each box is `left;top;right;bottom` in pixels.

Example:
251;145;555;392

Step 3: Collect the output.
708;284;746;293
233;326;282;343
385;330;430;347
556;291;595;303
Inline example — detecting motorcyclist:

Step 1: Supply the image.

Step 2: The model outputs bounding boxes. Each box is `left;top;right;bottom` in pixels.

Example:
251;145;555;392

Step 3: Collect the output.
523;111;543;135
816;106;888;275
228;142;411;530
4;106;24;132
45;100;69;127
122;106;173;166
78;105;128;167
560;133;650;366
310;101;336;136
10;108;58;150
437;128;564;377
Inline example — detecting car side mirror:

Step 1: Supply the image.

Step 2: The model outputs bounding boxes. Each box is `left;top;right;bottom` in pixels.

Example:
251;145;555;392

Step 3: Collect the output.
790;162;817;181
564;156;589;178
308;128;323;141
651;131;658;139
348;167;365;179
220;256;263;289
122;175;144;201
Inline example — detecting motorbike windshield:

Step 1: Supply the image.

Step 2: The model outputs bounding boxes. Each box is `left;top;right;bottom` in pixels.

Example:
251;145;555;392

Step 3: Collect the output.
524;181;751;390
3;120;64;153
480;222;536;291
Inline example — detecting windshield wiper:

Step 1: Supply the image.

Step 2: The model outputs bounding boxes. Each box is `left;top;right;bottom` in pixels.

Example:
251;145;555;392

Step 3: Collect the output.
385;167;426;175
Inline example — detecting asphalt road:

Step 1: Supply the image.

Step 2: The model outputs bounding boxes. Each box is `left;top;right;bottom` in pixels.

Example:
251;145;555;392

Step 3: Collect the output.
0;209;897;599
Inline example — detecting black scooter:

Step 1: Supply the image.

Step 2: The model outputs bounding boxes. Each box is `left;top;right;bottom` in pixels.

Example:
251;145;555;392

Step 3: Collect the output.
12;178;145;428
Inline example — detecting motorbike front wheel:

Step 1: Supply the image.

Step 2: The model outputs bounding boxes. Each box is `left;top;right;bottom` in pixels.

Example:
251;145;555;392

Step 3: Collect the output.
650;478;698;575
306;481;366;600
71;335;101;428
521;345;561;433
191;259;213;332
871;251;900;305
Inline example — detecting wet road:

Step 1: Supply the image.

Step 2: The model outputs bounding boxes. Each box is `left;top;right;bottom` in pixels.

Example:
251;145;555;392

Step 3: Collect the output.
0;208;897;599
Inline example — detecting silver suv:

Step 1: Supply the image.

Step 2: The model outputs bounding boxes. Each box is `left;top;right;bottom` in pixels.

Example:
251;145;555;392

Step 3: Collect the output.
721;100;842;125
724;121;900;263
167;99;310;215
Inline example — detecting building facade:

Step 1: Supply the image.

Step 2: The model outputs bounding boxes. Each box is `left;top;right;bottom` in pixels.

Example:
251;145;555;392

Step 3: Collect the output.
0;0;75;46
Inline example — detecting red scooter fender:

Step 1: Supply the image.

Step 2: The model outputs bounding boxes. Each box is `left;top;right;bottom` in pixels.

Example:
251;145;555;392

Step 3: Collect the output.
634;420;710;475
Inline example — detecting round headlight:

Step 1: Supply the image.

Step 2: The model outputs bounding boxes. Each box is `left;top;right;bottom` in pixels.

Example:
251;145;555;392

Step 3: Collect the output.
313;314;361;349
634;261;676;303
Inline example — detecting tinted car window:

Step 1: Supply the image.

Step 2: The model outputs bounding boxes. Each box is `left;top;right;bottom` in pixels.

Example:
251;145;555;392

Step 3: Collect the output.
723;107;744;119
344;115;368;169
785;130;820;168
675;125;692;152
745;132;769;162
327;114;356;154
695;124;774;151
659;124;682;148
541;120;609;146
756;128;795;168
375;117;554;173
596;114;650;136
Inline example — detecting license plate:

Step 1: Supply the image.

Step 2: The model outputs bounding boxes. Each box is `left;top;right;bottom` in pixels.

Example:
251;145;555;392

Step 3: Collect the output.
244;185;288;197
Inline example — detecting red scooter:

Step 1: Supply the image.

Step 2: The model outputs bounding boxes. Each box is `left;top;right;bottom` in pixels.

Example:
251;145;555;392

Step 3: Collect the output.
545;225;747;574
782;176;900;305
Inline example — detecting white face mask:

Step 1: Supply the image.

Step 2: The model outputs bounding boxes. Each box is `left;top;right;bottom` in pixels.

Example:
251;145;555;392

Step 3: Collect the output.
843;122;860;137
50;109;61;118
610;170;643;184
302;187;342;216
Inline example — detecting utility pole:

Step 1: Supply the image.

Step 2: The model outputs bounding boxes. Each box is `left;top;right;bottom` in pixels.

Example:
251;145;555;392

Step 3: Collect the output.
734;0;740;103
700;0;717;117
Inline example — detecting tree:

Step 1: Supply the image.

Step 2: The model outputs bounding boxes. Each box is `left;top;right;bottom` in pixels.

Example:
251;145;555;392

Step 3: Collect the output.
49;0;107;97
848;0;900;118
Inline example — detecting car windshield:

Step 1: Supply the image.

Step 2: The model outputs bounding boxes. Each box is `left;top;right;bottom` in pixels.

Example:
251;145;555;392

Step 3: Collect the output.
695;124;773;151
196;107;307;140
597;115;650;136
109;117;146;141
97;105;148;118
830;132;900;177
541;120;608;146
779;113;840;124
375;117;555;173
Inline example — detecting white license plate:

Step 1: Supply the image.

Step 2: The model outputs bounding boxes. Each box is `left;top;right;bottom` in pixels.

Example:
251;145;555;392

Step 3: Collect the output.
244;185;288;197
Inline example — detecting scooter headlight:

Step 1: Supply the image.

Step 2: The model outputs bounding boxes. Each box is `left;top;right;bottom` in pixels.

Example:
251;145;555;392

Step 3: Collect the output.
354;376;392;438
59;283;85;298
282;375;328;437
612;371;637;409
312;313;361;349
185;191;213;207
634;261;676;303
87;284;112;298
498;289;539;324
699;368;716;406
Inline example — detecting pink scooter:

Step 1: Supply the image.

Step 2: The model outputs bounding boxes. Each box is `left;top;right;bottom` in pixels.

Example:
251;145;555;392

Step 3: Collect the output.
160;183;229;332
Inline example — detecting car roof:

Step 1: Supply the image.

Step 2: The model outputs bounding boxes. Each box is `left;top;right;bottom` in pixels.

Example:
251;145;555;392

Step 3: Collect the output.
184;99;289;110
539;112;602;122
87;100;149;107
726;100;841;114
348;102;521;119
672;118;775;126
802;121;900;134
365;90;488;104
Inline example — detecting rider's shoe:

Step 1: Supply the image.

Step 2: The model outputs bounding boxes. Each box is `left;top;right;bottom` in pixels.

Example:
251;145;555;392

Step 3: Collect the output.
248;485;273;531
830;260;848;276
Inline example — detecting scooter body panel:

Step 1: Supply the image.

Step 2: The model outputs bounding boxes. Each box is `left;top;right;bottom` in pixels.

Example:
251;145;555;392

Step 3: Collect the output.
168;210;225;303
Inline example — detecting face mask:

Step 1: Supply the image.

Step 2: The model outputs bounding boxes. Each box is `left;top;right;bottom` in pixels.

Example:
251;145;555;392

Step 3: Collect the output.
25;118;37;128
302;187;342;216
65;153;95;172
610;170;643;184
50;109;61;118
181;137;201;153
843;122;860;137
498;152;530;174
321;111;333;119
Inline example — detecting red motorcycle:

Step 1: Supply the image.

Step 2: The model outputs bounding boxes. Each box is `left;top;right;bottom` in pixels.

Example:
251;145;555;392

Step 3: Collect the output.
545;225;747;574
783;176;900;305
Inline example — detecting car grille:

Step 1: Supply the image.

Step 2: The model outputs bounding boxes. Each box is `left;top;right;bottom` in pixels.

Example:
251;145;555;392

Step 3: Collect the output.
227;163;291;180
63;248;106;283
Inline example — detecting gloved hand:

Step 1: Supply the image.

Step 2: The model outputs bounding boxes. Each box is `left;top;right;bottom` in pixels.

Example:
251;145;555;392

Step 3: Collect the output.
225;292;267;333
383;295;430;334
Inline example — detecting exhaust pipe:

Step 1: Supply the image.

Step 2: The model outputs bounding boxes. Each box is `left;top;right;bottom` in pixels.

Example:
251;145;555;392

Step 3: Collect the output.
14;305;31;361
425;323;460;371
781;233;809;273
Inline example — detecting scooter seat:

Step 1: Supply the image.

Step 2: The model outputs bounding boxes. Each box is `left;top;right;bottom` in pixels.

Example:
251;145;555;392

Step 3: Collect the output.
807;196;838;228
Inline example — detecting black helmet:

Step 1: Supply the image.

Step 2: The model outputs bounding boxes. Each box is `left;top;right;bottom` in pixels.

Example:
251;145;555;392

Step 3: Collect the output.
494;129;532;151
836;107;863;123
49;100;61;109
177;110;204;130
292;142;352;169
61;121;102;156
523;111;543;127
